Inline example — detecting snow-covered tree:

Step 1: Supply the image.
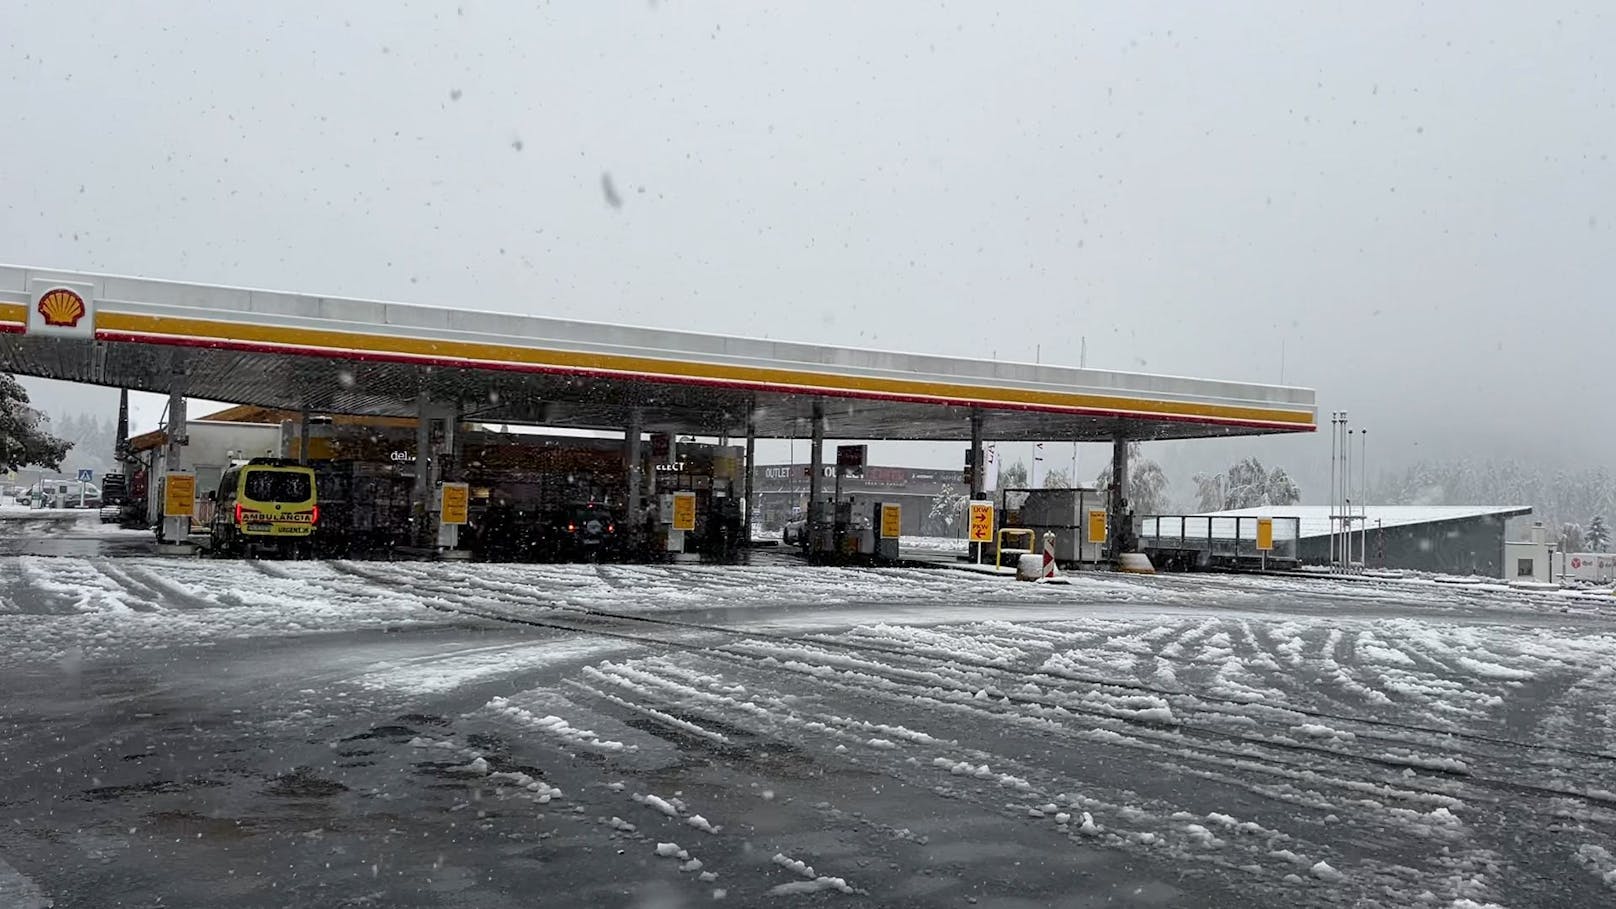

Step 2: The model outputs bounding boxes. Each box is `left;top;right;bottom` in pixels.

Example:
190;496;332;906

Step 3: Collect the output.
1040;468;1072;489
1095;443;1171;514
999;460;1029;490
1127;460;1171;514
1193;458;1302;511
1375;458;1616;532
1264;467;1302;506
1193;472;1226;512
1560;522;1585;553
0;375;71;473
1588;515;1610;552
928;490;969;536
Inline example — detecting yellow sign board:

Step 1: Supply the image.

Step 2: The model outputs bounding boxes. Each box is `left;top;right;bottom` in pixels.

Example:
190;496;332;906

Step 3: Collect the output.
968;502;994;543
439;482;470;525
880;503;902;539
672;491;697;531
1087;509;1108;544
164;473;195;517
1256;517;1274;551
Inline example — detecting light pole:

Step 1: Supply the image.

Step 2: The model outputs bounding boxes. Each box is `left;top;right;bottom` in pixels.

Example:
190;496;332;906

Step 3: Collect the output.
1360;428;1368;570
1329;412;1339;568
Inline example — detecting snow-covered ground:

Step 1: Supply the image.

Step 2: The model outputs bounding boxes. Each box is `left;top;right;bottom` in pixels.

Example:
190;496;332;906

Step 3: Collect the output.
900;534;969;555
3;538;1615;905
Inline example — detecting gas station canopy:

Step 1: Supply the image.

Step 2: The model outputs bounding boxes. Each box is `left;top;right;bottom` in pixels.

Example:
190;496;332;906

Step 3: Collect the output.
0;264;1315;441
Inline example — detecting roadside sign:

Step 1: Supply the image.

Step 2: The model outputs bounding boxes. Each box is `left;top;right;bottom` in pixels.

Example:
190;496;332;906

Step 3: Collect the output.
880;503;902;539
650;432;672;460
672;491;697;531
1256;517;1274;551
77;468;93;481
439;482;470;524
163;473;195;517
835;444;867;469
1086;509;1107;544
968;502;994;543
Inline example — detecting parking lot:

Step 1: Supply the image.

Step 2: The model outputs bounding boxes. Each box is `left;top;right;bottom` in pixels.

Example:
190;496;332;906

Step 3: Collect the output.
2;512;1615;907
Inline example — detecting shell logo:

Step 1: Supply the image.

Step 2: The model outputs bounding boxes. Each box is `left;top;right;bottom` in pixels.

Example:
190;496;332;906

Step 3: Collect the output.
37;288;87;328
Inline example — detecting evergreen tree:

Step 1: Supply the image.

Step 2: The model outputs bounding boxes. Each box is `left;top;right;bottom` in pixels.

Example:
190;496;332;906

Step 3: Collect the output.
1586;515;1609;552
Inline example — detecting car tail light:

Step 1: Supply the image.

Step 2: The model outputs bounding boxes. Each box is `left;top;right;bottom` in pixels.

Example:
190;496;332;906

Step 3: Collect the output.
310;504;319;525
234;502;243;524
567;523;577;532
608;523;615;533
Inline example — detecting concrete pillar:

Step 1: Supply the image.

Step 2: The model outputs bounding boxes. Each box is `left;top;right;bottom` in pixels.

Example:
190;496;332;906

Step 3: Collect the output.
440;404;459;484
808;400;825;533
969;410;984;561
297;409;310;465
413;389;433;542
969;411;984;499
1110;431;1130;557
743;400;756;540
161;375;189;544
625;407;643;542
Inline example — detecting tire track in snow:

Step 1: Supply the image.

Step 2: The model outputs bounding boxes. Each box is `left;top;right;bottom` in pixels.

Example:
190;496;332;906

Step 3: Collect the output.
336;561;1616;781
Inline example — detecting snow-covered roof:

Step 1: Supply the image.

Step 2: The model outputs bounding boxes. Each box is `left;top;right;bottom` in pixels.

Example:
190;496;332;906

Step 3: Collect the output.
1195;505;1533;540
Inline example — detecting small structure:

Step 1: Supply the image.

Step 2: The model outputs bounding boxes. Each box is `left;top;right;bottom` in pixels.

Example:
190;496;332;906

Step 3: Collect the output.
1200;505;1532;578
1505;522;1555;584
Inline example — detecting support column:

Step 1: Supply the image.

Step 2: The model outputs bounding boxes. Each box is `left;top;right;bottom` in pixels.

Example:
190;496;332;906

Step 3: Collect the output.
969;410;985;562
161;374;189;544
743;400;756;543
625;407;643;548
1109;431;1130;559
441;404;459;485
114;389;130;466
969;411;984;499
808;400;825;536
297;409;311;465
413;389;433;543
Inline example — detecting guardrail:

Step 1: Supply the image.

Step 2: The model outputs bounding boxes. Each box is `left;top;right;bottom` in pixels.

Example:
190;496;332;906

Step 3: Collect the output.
1137;515;1302;563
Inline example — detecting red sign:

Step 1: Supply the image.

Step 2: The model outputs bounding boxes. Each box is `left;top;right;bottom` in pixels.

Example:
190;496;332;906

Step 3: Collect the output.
1572;557;1583;569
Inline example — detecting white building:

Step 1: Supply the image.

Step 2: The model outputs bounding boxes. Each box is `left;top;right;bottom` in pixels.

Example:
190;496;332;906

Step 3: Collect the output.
1504;522;1555;584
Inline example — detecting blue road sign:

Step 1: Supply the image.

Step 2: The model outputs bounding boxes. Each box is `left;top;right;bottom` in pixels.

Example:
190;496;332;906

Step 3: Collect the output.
77;469;93;481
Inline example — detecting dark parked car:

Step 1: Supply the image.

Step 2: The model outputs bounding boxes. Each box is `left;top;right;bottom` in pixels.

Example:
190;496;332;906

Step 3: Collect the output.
557;504;622;561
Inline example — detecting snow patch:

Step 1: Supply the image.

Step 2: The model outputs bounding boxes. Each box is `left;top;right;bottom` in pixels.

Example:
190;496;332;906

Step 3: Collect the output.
1310;861;1345;883
634;792;680;817
686;814;721;834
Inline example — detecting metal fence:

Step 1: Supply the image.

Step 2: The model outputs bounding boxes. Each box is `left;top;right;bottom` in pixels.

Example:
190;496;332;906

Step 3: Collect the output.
1137;515;1302;562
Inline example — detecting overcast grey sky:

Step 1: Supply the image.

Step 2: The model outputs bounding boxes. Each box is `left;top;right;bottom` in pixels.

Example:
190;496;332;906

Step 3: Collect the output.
3;2;1612;500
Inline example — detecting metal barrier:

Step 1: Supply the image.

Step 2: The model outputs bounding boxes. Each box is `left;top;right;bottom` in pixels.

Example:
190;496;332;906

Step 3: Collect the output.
996;528;1036;569
1136;515;1302;565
